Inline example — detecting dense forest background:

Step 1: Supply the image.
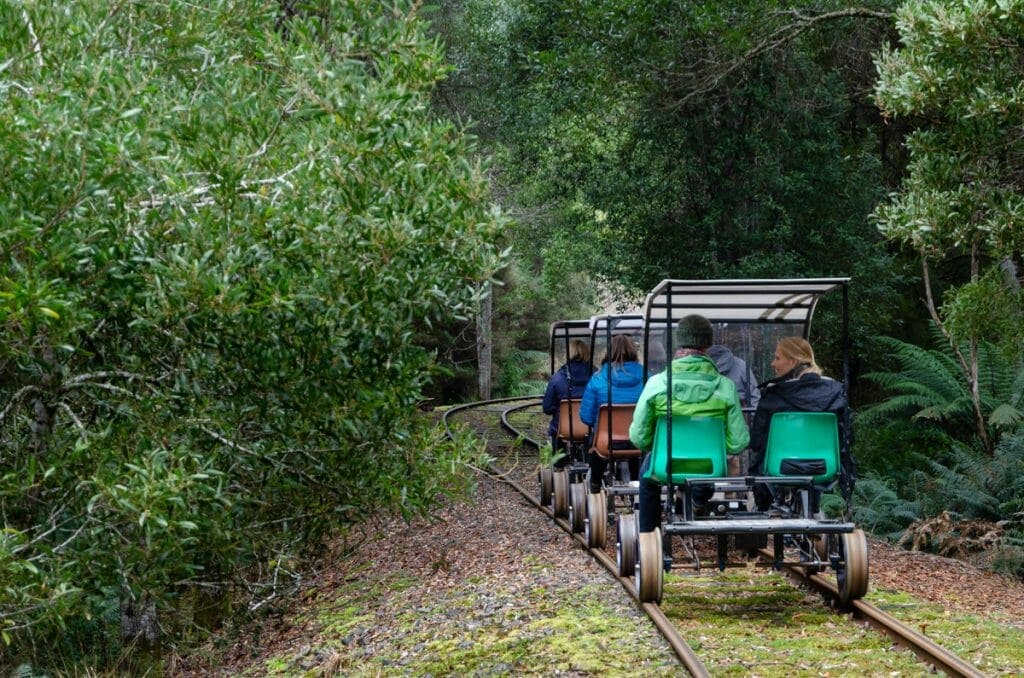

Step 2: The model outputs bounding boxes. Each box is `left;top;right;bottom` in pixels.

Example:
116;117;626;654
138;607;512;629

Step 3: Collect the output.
1;0;1021;672
431;0;1024;576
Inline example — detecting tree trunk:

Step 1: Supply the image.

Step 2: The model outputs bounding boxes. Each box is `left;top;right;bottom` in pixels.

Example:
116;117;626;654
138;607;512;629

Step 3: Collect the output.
477;282;493;400
921;255;992;454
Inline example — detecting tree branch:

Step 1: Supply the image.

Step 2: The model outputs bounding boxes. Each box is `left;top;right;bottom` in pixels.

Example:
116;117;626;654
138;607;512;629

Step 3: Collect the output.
669;8;892;109
22;9;43;68
63;370;150;386
0;385;40;425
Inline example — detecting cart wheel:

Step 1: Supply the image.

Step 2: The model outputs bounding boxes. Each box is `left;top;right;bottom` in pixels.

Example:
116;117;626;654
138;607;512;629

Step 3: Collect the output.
568;482;587;533
616;513;637;577
837;529;869;604
811;534;828;562
552;470;569;519
636;528;664;604
585;490;607;548
539;467;553;507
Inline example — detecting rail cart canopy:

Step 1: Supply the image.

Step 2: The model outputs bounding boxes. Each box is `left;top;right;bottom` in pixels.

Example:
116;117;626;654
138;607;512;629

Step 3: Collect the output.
642;279;849;327
588;314;644;333
641;278;850;390
549;319;593;374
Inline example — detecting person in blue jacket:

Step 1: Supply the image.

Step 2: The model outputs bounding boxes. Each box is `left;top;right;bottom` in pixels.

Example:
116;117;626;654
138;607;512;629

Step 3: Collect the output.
542;339;592;468
580;334;645;493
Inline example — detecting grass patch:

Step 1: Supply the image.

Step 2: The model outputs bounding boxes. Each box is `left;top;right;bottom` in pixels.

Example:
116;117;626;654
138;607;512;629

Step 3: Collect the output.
661;568;930;676
867;588;1024;673
262;568;680;676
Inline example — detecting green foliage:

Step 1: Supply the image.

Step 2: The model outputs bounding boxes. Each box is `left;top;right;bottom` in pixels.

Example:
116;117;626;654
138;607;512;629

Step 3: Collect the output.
438;0;910;355
874;0;1024;259
941;265;1024;359
859;334;1024;444
852;416;955;479
852;475;923;541
0;0;503;669
488;258;600;398
855;432;1024;573
914;439;1024;522
872;1;1024;432
497;349;548;397
537;441;564;468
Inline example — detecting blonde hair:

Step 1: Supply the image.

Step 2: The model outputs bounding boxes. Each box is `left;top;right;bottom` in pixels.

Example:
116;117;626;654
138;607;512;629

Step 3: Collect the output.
776;336;822;376
569;339;590;364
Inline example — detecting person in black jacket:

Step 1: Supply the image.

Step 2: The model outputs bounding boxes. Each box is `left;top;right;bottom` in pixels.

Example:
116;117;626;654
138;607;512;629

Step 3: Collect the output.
749;336;855;511
542;339;592;468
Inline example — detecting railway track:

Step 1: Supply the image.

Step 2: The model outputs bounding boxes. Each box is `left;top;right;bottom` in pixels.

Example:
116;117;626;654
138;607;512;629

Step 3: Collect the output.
445;397;987;677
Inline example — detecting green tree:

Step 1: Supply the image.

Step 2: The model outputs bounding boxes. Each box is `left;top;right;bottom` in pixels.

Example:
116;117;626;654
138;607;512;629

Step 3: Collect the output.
1;0;502;667
874;0;1024;452
437;0;911;362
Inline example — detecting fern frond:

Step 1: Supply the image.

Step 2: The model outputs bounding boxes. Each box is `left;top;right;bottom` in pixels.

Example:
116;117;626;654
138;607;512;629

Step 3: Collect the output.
989;403;1024;428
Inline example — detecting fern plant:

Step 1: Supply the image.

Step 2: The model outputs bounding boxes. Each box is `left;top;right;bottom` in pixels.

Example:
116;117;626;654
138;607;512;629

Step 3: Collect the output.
851;475;923;540
497;348;549;397
860;333;1024;448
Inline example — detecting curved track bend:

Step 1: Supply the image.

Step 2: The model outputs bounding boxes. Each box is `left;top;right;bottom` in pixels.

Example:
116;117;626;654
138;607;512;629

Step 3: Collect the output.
444;397;985;677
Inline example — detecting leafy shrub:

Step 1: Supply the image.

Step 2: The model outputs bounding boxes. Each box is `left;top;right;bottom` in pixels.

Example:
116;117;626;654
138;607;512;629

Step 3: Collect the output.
852;418;954;481
913;435;1024;522
859;334;1024;449
0;1;503;670
852;475;923;540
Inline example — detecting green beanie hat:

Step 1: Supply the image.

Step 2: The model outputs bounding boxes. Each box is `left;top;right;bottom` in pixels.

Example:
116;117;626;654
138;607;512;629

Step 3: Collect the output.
675;314;713;349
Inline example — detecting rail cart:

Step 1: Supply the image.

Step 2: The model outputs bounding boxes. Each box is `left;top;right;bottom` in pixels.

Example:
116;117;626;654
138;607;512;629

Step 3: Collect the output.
579;314;645;549
541;319;594;525
623;279;869;606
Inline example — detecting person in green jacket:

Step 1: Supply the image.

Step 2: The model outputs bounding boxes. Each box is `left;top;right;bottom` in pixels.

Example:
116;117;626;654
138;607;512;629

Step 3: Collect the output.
630;314;750;532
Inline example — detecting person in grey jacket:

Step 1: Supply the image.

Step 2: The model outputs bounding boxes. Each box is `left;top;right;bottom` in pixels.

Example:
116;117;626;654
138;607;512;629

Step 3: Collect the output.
707;344;760;409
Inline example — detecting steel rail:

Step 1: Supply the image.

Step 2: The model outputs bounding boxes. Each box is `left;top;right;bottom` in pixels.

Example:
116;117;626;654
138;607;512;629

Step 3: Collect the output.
473;398;987;678
498;400;543;446
775;563;985;677
445;397;710;677
442;395;543;441
501;455;710;678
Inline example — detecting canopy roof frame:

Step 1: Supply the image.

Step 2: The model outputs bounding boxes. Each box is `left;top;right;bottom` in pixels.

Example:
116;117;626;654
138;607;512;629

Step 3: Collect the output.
642;278;850;328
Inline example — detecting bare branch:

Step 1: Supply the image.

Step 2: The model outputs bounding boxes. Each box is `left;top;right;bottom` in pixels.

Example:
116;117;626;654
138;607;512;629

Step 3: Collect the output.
64;370;149;386
135;161;307;213
199;425;258;456
922;254;991;453
22;9;43;67
669;7;892;109
247;93;301;160
0;385;40;425
62;381;140;399
49;521;89;556
58;402;86;433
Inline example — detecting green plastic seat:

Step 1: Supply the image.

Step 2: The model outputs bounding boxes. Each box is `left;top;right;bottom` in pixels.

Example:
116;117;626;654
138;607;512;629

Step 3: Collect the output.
643;415;726;484
764;411;839;484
